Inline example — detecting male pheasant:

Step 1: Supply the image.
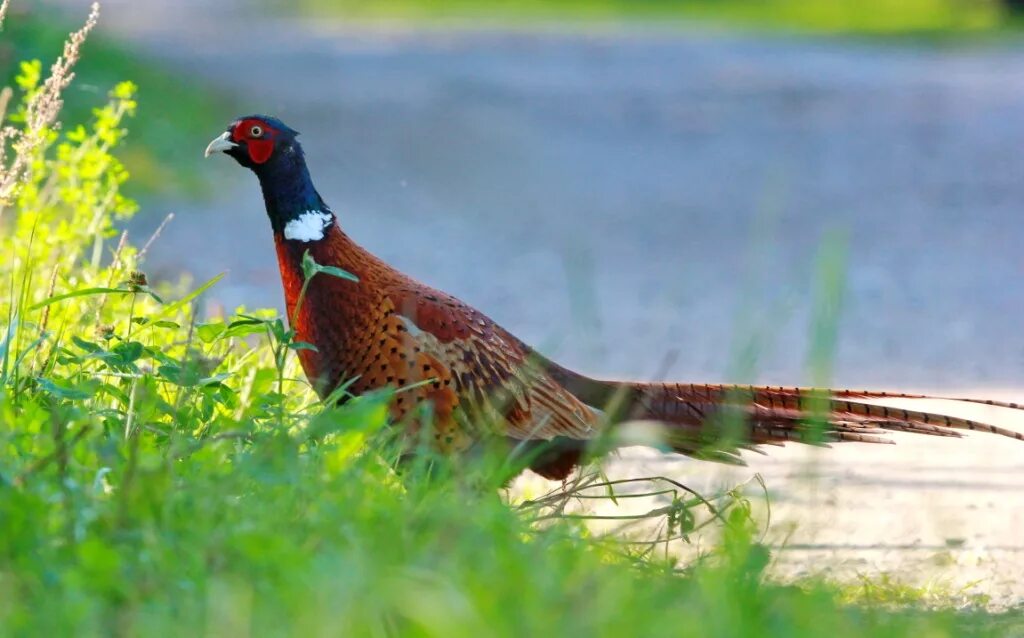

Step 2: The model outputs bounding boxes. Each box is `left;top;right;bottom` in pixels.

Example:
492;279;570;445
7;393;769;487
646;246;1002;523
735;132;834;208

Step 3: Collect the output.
206;115;1024;480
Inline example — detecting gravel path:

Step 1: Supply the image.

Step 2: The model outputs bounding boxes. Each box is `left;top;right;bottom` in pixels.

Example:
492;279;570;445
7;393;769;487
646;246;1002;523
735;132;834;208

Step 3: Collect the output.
49;0;1024;605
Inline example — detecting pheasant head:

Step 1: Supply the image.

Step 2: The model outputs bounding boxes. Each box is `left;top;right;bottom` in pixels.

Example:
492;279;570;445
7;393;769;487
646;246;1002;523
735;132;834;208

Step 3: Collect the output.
205;115;333;241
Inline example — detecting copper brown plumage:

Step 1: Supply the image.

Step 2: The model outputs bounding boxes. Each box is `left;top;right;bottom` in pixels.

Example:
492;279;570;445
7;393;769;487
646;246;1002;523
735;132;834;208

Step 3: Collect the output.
207;116;1024;480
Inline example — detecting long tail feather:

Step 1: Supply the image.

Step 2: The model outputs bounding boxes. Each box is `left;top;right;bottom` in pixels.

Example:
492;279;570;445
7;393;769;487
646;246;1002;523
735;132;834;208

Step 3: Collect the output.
810;388;1024;411
534;356;1024;456
635;383;1024;443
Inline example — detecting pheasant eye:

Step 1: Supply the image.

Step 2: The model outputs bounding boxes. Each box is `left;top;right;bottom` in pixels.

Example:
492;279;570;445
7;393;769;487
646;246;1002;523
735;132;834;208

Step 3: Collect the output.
250;125;264;138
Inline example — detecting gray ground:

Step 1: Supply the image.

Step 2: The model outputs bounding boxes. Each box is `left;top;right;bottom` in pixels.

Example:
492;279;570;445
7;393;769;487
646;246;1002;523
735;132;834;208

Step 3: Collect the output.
50;0;1024;605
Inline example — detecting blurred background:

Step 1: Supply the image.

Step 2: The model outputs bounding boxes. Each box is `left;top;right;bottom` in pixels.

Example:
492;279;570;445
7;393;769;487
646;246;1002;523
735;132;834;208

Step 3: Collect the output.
7;0;1024;601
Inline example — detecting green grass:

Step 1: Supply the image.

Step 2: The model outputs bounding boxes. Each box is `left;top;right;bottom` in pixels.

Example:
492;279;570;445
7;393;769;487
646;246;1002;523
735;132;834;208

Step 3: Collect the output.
2;8;1024;637
284;0;1011;35
0;6;230;196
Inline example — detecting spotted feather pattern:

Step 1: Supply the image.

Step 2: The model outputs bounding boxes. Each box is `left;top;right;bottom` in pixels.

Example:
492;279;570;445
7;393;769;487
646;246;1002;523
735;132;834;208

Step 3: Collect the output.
272;222;1024;480
275;228;597;456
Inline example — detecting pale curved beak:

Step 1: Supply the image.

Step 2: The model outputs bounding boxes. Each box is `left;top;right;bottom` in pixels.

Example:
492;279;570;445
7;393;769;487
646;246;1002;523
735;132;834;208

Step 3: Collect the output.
204;131;236;158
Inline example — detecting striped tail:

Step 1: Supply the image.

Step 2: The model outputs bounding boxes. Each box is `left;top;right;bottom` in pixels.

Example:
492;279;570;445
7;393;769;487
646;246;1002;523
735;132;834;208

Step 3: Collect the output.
537;357;1024;462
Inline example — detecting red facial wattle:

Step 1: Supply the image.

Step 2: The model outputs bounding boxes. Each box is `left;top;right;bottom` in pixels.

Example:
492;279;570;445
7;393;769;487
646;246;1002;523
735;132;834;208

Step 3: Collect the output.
231;119;276;165
247;138;275;164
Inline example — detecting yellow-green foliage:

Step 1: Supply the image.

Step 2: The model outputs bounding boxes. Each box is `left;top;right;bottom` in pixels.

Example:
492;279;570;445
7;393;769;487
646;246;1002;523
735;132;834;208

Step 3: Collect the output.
9;65;137;276
291;0;1008;34
1;61;312;446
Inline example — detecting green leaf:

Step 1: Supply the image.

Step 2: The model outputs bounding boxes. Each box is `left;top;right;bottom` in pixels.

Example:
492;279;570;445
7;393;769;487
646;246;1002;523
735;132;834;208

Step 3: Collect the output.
318;265;359;282
197;319;266;344
35;377;96;401
12;333;48;373
97;382;131;405
112;81;137;100
30;287;128;310
84;350;120;364
136;273;225;335
300;250;358;283
71;336;102;353
195;322;226;343
289;341;319;352
137;286;165;304
0;319;16;384
269;319;290;343
112;341;144;365
158;358;225;388
16;60;41;91
224;318;267;340
321;376;361;406
66;125;87;143
301;250;319;281
199;373;231;387
156;364;184;385
132;317;179;329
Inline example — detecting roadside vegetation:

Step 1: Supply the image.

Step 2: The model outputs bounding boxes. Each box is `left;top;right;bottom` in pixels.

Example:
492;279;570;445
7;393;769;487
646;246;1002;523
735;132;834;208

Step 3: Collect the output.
286;0;1015;35
0;3;229;195
0;3;1022;635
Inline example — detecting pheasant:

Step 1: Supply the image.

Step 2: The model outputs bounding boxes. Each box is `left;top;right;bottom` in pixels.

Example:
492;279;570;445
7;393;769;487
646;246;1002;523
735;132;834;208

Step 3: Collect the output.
205;115;1024;480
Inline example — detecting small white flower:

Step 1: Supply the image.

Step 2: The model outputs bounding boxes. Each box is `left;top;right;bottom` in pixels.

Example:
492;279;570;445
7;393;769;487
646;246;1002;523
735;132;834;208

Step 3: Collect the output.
283;210;333;242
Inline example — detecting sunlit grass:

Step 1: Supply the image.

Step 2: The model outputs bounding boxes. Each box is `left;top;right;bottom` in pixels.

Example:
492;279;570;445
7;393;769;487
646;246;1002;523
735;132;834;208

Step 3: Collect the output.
286;0;1009;34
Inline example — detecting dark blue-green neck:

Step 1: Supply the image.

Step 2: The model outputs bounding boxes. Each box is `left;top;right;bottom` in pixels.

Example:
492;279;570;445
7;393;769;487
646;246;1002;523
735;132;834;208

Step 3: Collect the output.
254;144;327;234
